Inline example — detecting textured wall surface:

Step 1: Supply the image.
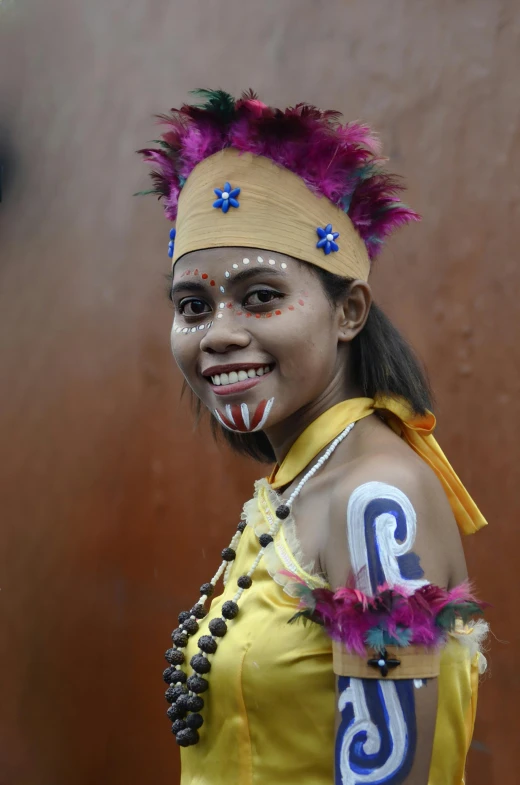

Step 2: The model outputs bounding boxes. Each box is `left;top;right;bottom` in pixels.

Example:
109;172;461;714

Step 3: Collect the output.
0;1;519;783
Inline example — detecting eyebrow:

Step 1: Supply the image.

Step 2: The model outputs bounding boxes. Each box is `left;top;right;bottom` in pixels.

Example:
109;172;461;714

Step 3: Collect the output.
170;265;287;297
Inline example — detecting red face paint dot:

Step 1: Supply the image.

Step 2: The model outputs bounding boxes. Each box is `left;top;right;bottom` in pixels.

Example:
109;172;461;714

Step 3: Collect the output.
266;312;273;318
298;299;305;306
255;313;262;319
201;273;208;280
194;269;199;275
236;311;243;316
275;309;282;315
246;313;252;318
210;280;216;286
185;270;191;276
226;302;233;309
288;305;295;310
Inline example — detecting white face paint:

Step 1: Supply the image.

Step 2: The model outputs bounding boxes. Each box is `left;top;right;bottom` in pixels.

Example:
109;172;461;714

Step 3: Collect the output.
214;397;275;433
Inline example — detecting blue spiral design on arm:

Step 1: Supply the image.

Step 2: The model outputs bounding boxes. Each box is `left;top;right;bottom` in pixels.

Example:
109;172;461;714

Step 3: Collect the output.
364;498;424;594
335;677;417;785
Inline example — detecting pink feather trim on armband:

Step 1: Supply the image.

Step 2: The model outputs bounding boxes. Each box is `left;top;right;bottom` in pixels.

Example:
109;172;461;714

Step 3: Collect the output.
284;572;486;656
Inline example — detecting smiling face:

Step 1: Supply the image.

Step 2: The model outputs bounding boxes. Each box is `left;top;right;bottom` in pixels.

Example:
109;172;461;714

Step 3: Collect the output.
169;247;360;436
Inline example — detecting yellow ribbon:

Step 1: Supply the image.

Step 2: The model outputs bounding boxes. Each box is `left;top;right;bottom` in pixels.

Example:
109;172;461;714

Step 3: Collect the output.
268;396;487;536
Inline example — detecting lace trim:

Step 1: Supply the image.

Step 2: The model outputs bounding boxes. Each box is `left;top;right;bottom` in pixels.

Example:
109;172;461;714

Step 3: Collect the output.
449;618;489;674
242;477;329;596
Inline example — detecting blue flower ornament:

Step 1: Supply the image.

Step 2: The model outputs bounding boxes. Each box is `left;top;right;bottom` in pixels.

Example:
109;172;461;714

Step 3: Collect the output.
168;227;176;258
316;224;340;254
213;182;240;213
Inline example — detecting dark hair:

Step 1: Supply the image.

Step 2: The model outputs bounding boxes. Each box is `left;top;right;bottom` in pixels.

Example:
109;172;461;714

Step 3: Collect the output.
182;265;433;464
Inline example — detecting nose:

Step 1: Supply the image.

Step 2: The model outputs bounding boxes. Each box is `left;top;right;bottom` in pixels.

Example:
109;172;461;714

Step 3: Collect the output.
199;313;252;354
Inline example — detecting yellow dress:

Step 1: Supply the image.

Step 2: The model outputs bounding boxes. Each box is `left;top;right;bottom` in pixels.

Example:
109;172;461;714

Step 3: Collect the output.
180;399;486;784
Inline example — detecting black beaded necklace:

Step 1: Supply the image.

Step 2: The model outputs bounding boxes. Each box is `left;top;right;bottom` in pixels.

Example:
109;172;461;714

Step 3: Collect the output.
163;421;355;747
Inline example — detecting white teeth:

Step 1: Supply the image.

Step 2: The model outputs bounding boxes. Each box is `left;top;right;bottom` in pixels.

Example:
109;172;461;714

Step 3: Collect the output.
209;365;273;386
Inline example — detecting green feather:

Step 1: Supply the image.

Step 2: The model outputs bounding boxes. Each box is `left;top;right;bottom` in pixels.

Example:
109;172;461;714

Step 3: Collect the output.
365;628;386;652
387;627;412;647
190;88;237;122
436;601;483;631
288;609;312;626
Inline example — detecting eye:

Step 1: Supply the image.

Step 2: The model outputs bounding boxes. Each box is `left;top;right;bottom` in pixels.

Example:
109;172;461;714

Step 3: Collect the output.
244;289;282;307
178;298;211;317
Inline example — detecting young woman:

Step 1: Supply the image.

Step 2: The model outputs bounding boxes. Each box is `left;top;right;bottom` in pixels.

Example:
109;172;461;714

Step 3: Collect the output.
139;90;488;785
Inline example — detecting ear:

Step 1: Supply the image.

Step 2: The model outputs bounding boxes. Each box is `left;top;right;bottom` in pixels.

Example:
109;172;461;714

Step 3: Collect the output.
336;280;372;343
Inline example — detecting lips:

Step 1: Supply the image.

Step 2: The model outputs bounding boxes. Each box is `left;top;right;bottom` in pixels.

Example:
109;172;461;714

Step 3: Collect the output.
208;365;274;396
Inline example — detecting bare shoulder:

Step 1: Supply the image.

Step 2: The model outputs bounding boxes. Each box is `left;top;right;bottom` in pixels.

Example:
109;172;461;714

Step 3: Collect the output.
323;445;467;591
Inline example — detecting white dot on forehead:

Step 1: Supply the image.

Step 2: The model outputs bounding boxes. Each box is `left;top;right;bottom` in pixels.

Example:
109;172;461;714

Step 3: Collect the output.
257;256;263;263
243;258;250;264
281;262;287;269
219;302;225;309
217;313;223;319
232;263;239;269
268;259;276;265
225;271;230;278
219;285;225;293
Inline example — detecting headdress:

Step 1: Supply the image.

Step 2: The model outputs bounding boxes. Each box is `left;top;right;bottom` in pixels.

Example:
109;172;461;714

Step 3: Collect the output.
138;89;419;281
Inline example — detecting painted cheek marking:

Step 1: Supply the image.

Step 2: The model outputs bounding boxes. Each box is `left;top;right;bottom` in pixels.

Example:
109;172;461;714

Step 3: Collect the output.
298;299;305;306
210;280;215;286
226;303;233;309
202;273;208;279
275;309;282;316
288;305;295;310
173;320;213;334
219;286;225;293
243;258;250;265
281;263;287;269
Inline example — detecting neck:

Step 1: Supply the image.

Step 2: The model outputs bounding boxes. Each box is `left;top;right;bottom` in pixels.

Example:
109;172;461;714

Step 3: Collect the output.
263;376;363;464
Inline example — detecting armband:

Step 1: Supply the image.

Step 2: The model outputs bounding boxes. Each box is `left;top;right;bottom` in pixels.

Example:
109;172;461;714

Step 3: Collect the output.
287;576;485;680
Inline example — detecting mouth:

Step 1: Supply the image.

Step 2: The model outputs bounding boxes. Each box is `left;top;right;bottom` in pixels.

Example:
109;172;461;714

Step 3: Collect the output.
204;364;275;397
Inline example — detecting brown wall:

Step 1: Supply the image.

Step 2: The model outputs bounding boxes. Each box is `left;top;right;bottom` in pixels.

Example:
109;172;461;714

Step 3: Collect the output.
1;1;518;783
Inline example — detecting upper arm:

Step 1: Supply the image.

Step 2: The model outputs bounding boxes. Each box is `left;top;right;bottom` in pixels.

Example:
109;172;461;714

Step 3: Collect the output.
325;456;463;784
324;455;467;593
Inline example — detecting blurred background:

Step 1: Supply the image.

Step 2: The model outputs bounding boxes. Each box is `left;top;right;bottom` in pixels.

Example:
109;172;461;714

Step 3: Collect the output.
0;1;518;783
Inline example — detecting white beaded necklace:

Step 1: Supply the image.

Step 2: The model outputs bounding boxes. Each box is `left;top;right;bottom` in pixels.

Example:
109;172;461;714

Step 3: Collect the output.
164;420;356;746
